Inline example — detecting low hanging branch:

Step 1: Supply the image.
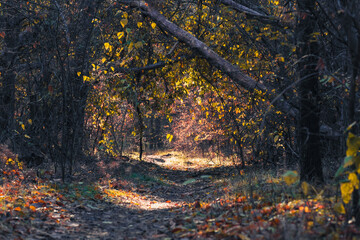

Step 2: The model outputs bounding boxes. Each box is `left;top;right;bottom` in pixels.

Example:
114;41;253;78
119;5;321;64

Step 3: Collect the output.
218;0;290;27
128;0;298;118
218;0;268;18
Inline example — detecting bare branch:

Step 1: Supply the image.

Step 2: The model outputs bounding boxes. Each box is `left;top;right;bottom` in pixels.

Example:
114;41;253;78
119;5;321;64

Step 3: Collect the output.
218;0;268;18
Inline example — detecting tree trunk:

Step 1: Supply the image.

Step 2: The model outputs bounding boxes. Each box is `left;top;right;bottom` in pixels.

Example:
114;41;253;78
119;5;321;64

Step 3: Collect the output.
296;0;323;182
0;4;20;143
340;0;360;226
136;104;144;161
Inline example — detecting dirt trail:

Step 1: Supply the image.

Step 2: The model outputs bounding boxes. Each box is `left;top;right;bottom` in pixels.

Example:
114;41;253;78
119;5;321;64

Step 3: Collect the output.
23;154;232;240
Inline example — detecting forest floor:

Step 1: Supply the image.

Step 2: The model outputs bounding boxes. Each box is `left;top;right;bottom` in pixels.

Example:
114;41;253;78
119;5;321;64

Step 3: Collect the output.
0;151;360;239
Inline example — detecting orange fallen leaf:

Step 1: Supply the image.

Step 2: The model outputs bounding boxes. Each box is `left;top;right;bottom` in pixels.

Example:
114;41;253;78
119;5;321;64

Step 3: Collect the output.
166;200;171;203
94;194;102;200
270;218;280;226
14;207;22;211
29;205;36;212
171;227;185;233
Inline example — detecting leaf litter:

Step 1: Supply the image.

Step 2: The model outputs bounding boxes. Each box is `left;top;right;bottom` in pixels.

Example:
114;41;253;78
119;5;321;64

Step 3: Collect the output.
0;150;359;239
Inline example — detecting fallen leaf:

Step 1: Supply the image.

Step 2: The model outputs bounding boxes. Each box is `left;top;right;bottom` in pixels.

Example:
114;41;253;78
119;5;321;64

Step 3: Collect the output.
183;179;196;185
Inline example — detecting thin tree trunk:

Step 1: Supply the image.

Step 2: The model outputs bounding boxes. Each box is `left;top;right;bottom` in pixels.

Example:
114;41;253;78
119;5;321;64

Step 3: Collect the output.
136;105;144;161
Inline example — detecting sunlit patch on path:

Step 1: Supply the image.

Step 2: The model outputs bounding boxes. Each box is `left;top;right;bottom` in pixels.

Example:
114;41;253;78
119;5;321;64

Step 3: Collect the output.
143;151;234;170
103;187;184;210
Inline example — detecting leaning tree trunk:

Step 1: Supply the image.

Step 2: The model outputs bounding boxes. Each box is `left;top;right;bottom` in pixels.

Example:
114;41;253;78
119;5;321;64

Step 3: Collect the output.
296;0;323;182
133;1;298;118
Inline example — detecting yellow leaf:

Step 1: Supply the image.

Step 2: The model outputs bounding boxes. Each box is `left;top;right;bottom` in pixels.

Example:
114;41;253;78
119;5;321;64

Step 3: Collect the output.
349;173;359;189
28;119;32;125
238;234;251;240
341;182;353;204
134;41;143;49
128;42;134;53
101;57;106;63
137;22;142;28
21;124;25;130
117;31;124;40
346;132;360;156
122;12;128;19
278;57;285;62
346;122;357;131
151;22;156;29
111;67;114;72
83;75;90;81
104;42;110;50
77;72;81;76
333;202;345;214
283;171;298;186
120;19;128;28
24;134;31;139
301;181;310;195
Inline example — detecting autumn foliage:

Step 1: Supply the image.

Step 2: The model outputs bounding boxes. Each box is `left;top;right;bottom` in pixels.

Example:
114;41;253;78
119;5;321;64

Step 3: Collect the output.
1;0;360;238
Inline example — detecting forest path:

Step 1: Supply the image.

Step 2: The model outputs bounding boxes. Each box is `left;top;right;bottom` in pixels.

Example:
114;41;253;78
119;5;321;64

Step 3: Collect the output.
24;153;236;240
3;154;355;239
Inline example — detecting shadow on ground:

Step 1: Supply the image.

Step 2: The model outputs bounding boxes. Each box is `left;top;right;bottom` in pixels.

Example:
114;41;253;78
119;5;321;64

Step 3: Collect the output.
0;154;241;239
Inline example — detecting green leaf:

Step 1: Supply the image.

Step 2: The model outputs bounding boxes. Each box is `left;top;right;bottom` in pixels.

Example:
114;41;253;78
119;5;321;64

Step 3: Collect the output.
200;175;212;179
335;165;345;178
183;179;196;185
344;156;355;168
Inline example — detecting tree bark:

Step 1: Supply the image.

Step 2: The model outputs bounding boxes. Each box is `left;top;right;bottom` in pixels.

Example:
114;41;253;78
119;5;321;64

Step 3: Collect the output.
340;0;360;226
296;0;323;182
0;3;20;143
